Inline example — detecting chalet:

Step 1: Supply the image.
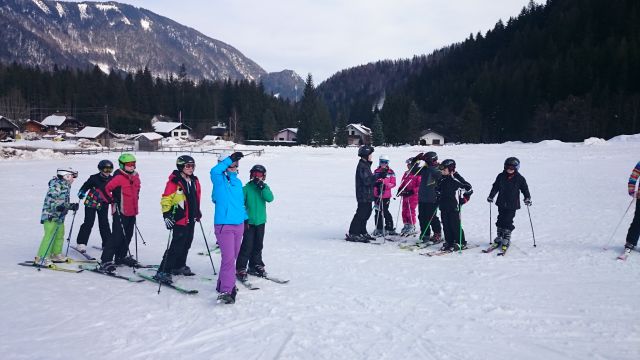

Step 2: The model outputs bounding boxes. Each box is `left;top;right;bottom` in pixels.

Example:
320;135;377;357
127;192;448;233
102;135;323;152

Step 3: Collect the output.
134;132;163;151
273;128;297;142
73;126;117;146
24;120;48;134
41;114;84;134
346;123;372;145
419;130;445;146
152;121;191;139
210;122;228;138
0;116;19;140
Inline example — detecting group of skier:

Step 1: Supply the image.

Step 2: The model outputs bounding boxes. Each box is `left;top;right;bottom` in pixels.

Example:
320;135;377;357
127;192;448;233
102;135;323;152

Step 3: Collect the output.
346;145;531;254
33;151;274;304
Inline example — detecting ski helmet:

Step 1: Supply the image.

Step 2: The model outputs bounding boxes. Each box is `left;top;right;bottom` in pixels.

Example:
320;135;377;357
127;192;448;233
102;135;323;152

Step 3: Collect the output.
358;145;374;158
57;167;78;179
118;153;136;170
425;151;438;164
250;164;267;179
98;160;113;171
405;157;413;164
439;159;456;171
218;151;232;162
504;157;520;170
176;155;195;171
379;154;390;163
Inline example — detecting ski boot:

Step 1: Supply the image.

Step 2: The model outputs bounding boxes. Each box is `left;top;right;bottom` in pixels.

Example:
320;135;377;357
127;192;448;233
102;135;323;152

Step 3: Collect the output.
98;261;116;274
76;244;87;253
345;233;363;242
372;228;384;237
153;271;173;284
236;269;248;282
440;243;455;252
50;254;68;263
217;286;237;304
454;242;468;251
498;229;512;255
248;265;267;278
404;225;417;236
34;256;53;267
172;266;195;276
427;233;443;245
386;228;398;236
116;256;139;268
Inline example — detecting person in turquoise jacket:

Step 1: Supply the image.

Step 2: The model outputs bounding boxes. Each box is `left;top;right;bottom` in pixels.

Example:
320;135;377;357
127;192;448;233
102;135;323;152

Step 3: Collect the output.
236;164;274;282
210;151;248;304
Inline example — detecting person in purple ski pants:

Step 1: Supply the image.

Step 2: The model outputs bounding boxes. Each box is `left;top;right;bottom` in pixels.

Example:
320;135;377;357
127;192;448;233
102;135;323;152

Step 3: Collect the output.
210;151;248;304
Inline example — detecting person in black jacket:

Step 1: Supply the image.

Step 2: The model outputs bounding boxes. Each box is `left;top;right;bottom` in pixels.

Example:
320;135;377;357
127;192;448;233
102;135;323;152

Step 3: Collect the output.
413;151;443;244
347;145;377;243
487;157;531;251
75;160;113;252
437;159;473;251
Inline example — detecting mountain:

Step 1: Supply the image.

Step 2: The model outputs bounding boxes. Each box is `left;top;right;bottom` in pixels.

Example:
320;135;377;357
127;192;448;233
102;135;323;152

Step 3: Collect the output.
0;0;303;100
259;70;305;102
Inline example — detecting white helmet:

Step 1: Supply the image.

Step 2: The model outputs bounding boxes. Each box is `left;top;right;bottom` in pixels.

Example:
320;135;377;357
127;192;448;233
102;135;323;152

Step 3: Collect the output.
57;167;78;178
379;154;390;162
218;151;232;162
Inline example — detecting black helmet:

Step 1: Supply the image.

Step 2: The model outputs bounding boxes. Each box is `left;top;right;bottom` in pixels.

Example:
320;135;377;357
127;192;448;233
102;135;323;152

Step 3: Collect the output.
358;145;374;158
425;151;438;164
250;164;266;174
439;159;456;171
98;160;113;171
504;157;520;170
176;155;195;171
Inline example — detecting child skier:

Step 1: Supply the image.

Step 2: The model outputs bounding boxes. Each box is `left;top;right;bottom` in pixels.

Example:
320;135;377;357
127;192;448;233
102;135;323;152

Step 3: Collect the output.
437;159;473;252
414;151;443;244
35;168;79;266
372;155;397;236
486;157;531;253
398;157;421;236
346;145;377;243
236;164;274;282
155;155;202;284
75;160;113;252
621;160;640;258
99;153;141;273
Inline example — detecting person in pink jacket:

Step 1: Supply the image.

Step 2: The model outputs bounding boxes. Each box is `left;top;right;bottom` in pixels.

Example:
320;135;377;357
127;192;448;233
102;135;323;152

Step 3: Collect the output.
372;155;397;236
398;157;422;236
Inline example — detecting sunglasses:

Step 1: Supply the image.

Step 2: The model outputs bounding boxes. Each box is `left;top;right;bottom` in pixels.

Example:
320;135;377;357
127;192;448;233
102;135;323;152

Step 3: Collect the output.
124;162;136;167
184;163;195;169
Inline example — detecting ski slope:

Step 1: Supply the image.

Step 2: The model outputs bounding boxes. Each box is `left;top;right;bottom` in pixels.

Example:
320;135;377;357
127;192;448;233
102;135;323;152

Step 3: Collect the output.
1;141;639;359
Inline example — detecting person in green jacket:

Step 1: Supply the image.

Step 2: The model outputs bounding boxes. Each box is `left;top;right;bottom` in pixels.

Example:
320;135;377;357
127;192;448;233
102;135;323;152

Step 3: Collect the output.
236;164;274;280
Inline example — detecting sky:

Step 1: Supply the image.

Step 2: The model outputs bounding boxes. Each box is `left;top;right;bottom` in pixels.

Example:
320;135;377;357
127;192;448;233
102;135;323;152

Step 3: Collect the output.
72;0;544;83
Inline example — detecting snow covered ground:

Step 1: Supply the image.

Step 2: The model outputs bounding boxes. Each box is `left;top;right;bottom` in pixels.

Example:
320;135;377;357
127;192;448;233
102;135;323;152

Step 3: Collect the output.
1;141;639;359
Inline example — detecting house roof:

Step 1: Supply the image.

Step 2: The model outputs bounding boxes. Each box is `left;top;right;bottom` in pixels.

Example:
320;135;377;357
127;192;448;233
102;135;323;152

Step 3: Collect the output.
0;116;19;130
420;129;444;137
74;126;114;139
347;123;372;135
211;123;227;129
277;128;298;134
41;115;67;126
202;135;221;141
152;121;190;133
134;132;164;141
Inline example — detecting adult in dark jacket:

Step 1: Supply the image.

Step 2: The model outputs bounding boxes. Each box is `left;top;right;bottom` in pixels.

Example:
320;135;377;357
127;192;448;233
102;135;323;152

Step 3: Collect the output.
487;157;531;250
413;151;443;243
75;160;113;252
436;159;473;251
347;145;377;242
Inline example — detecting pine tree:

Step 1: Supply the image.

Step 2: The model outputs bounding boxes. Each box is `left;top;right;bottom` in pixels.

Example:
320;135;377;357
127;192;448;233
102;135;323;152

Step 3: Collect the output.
335;112;348;146
372;113;385;146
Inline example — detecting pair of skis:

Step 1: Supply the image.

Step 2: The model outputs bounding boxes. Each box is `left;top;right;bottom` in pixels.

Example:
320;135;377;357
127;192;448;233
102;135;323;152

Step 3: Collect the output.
238;273;290;290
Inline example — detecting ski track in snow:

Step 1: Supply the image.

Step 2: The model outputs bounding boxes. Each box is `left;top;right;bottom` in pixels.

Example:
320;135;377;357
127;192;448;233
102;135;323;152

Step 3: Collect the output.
1;143;639;359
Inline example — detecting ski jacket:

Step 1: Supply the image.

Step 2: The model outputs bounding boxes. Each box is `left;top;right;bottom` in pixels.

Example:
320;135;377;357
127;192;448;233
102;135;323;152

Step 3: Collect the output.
628;161;640;196
78;173;112;209
437;172;472;211
398;170;421;199
243;180;274;225
40;177;71;224
488;171;531;210
355;158;377;203
161;170;202;226
210;157;248;225
416;165;442;203
373;166;396;199
105;169;141;217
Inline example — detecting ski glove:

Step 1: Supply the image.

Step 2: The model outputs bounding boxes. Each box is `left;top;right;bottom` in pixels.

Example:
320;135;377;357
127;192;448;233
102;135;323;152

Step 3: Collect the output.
230;152;244;162
78;190;86;199
400;189;414;197
163;211;175;230
459;195;470;205
55;204;66;212
524;198;532;206
69;203;79;212
486;196;494;203
253;178;265;190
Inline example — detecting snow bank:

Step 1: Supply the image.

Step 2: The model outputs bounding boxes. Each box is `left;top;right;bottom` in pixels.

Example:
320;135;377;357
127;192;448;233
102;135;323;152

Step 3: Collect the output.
608;133;640;142
0;147;65;160
583;137;607;146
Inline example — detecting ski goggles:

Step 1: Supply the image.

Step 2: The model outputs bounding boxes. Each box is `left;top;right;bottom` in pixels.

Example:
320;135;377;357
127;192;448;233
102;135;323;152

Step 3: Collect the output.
123;162;136;167
102;167;113;173
504;165;517;171
184;163;195;169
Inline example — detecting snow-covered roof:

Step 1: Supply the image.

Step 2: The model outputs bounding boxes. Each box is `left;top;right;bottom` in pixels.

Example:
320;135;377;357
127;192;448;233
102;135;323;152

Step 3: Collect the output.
277;128;298;134
74;126;108;139
152;122;185;133
0;116;19;129
41;115;67;126
134;132;163;141
420;129;444;137
347;124;371;135
202;135;221;141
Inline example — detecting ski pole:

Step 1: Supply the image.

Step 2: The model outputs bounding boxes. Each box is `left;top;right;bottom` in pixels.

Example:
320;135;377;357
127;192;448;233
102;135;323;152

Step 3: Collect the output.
199;221;217;275
458;190;463;253
64;210;78;257
526;204;536;247
38;222;62;270
489;203;493;245
134;224;147;245
134;220;139;266
395;195;403;234
393;162;422;200
157;230;173;294
603;198;635;250
418;206;439;242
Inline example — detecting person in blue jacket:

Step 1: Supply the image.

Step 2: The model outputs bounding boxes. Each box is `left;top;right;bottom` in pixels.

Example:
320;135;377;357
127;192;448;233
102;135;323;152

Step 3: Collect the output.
210;151;247;304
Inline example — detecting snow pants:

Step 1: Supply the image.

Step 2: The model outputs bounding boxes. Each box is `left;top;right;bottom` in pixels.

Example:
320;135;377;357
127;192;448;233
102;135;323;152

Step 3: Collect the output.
76;206;111;248
237;223;266;272
215;224;244;293
37;221;65;258
101;214;135;263
441;209;465;247
374;198;394;231
625;200;640;247
160;222;195;273
348;202;373;235
496;208;516;231
401;195;418;225
418;202;441;240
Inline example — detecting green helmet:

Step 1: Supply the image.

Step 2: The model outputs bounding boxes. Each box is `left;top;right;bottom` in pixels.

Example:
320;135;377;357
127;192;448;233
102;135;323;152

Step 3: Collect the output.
118;153;137;169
